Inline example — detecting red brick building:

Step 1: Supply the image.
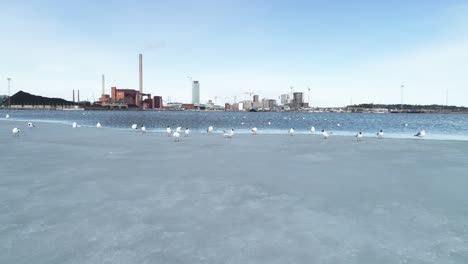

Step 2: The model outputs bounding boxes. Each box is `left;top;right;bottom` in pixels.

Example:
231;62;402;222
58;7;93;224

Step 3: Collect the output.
111;87;142;106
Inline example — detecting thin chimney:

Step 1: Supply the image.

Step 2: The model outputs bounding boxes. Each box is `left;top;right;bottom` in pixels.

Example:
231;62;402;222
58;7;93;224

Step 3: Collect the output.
73;90;75;102
77;90;80;102
139;54;143;94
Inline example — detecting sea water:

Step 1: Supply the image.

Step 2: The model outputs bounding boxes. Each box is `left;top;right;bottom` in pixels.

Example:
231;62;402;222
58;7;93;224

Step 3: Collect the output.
2;110;468;140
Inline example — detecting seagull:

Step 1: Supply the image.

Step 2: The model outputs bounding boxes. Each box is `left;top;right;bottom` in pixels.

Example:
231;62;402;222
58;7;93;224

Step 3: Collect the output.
310;126;315;133
176;127;182;133
404;123;409;127
27;122;35;128
173;131;181;142
5;114;10;119
241;122;245;125
289;128;295;136
96;122;102;128
223;129;234;138
355;131;363;141
376;130;384;138
12;127;20;136
72;122;78;128
166;126;172;137
141;125;146;133
185;128;190;137
207;126;214;134
251;127;258;135
322;129;330;139
336;123;341;127
414;130;426;138
131;124;138;130
268;122;271;125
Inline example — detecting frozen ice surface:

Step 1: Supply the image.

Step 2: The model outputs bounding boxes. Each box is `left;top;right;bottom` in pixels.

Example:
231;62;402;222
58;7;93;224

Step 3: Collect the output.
1;121;467;263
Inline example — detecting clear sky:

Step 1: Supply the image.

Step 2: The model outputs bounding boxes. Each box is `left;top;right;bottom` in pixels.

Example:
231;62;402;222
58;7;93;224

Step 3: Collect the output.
1;0;468;106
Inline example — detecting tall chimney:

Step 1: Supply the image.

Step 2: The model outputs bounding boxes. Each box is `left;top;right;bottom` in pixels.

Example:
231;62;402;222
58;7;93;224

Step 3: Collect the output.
102;74;105;95
73;90;75;102
139;53;143;94
77;90;80;102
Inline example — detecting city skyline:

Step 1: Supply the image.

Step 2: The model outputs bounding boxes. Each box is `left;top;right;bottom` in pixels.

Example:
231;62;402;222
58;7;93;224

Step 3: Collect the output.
1;1;468;106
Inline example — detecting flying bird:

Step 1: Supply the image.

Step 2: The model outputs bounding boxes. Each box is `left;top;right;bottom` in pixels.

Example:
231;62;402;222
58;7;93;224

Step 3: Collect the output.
5;114;10;119
176;127;182;133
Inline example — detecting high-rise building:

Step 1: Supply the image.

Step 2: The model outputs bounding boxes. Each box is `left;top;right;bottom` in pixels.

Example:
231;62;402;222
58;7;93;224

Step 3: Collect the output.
280;94;290;105
292;92;304;108
253;95;259;103
192;81;200;105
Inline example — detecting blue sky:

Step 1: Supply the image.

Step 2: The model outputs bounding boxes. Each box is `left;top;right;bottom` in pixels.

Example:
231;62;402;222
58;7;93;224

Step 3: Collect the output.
1;0;468;106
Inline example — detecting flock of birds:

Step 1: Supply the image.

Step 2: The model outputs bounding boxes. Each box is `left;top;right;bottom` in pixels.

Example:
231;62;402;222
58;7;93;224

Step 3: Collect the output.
6;113;428;142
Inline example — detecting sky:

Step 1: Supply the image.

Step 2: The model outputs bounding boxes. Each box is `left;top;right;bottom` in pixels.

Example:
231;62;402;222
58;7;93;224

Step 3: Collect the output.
1;0;468;107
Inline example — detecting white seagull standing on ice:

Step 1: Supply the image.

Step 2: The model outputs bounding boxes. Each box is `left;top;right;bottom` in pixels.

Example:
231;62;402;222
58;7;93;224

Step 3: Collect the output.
322;130;330;139
414;130;426;138
207;126;214;134
72;122;78;128
355;131;363;141
12;127;20;136
131;124;138;130
96;122;102;128
376;130;384;138
141;125;146;133
185;128;190;137
289;128;295;136
310;126;315;134
251;127;258;135
166;126;172;137
27;122;35;128
223;129;234;138
173;131;181;142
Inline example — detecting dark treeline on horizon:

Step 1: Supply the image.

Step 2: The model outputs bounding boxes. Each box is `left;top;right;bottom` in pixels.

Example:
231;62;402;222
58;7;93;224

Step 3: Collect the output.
349;103;468;112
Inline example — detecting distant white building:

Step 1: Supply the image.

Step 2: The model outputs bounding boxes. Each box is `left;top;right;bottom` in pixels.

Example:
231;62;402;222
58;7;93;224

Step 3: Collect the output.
192;81;200;105
280;94;290;105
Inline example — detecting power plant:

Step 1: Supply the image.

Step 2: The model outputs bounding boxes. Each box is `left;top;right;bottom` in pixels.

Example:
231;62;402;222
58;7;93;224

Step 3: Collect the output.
97;53;161;109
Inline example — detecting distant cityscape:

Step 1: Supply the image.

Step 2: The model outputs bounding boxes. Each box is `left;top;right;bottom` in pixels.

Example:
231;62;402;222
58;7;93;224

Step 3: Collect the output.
2;53;468;113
